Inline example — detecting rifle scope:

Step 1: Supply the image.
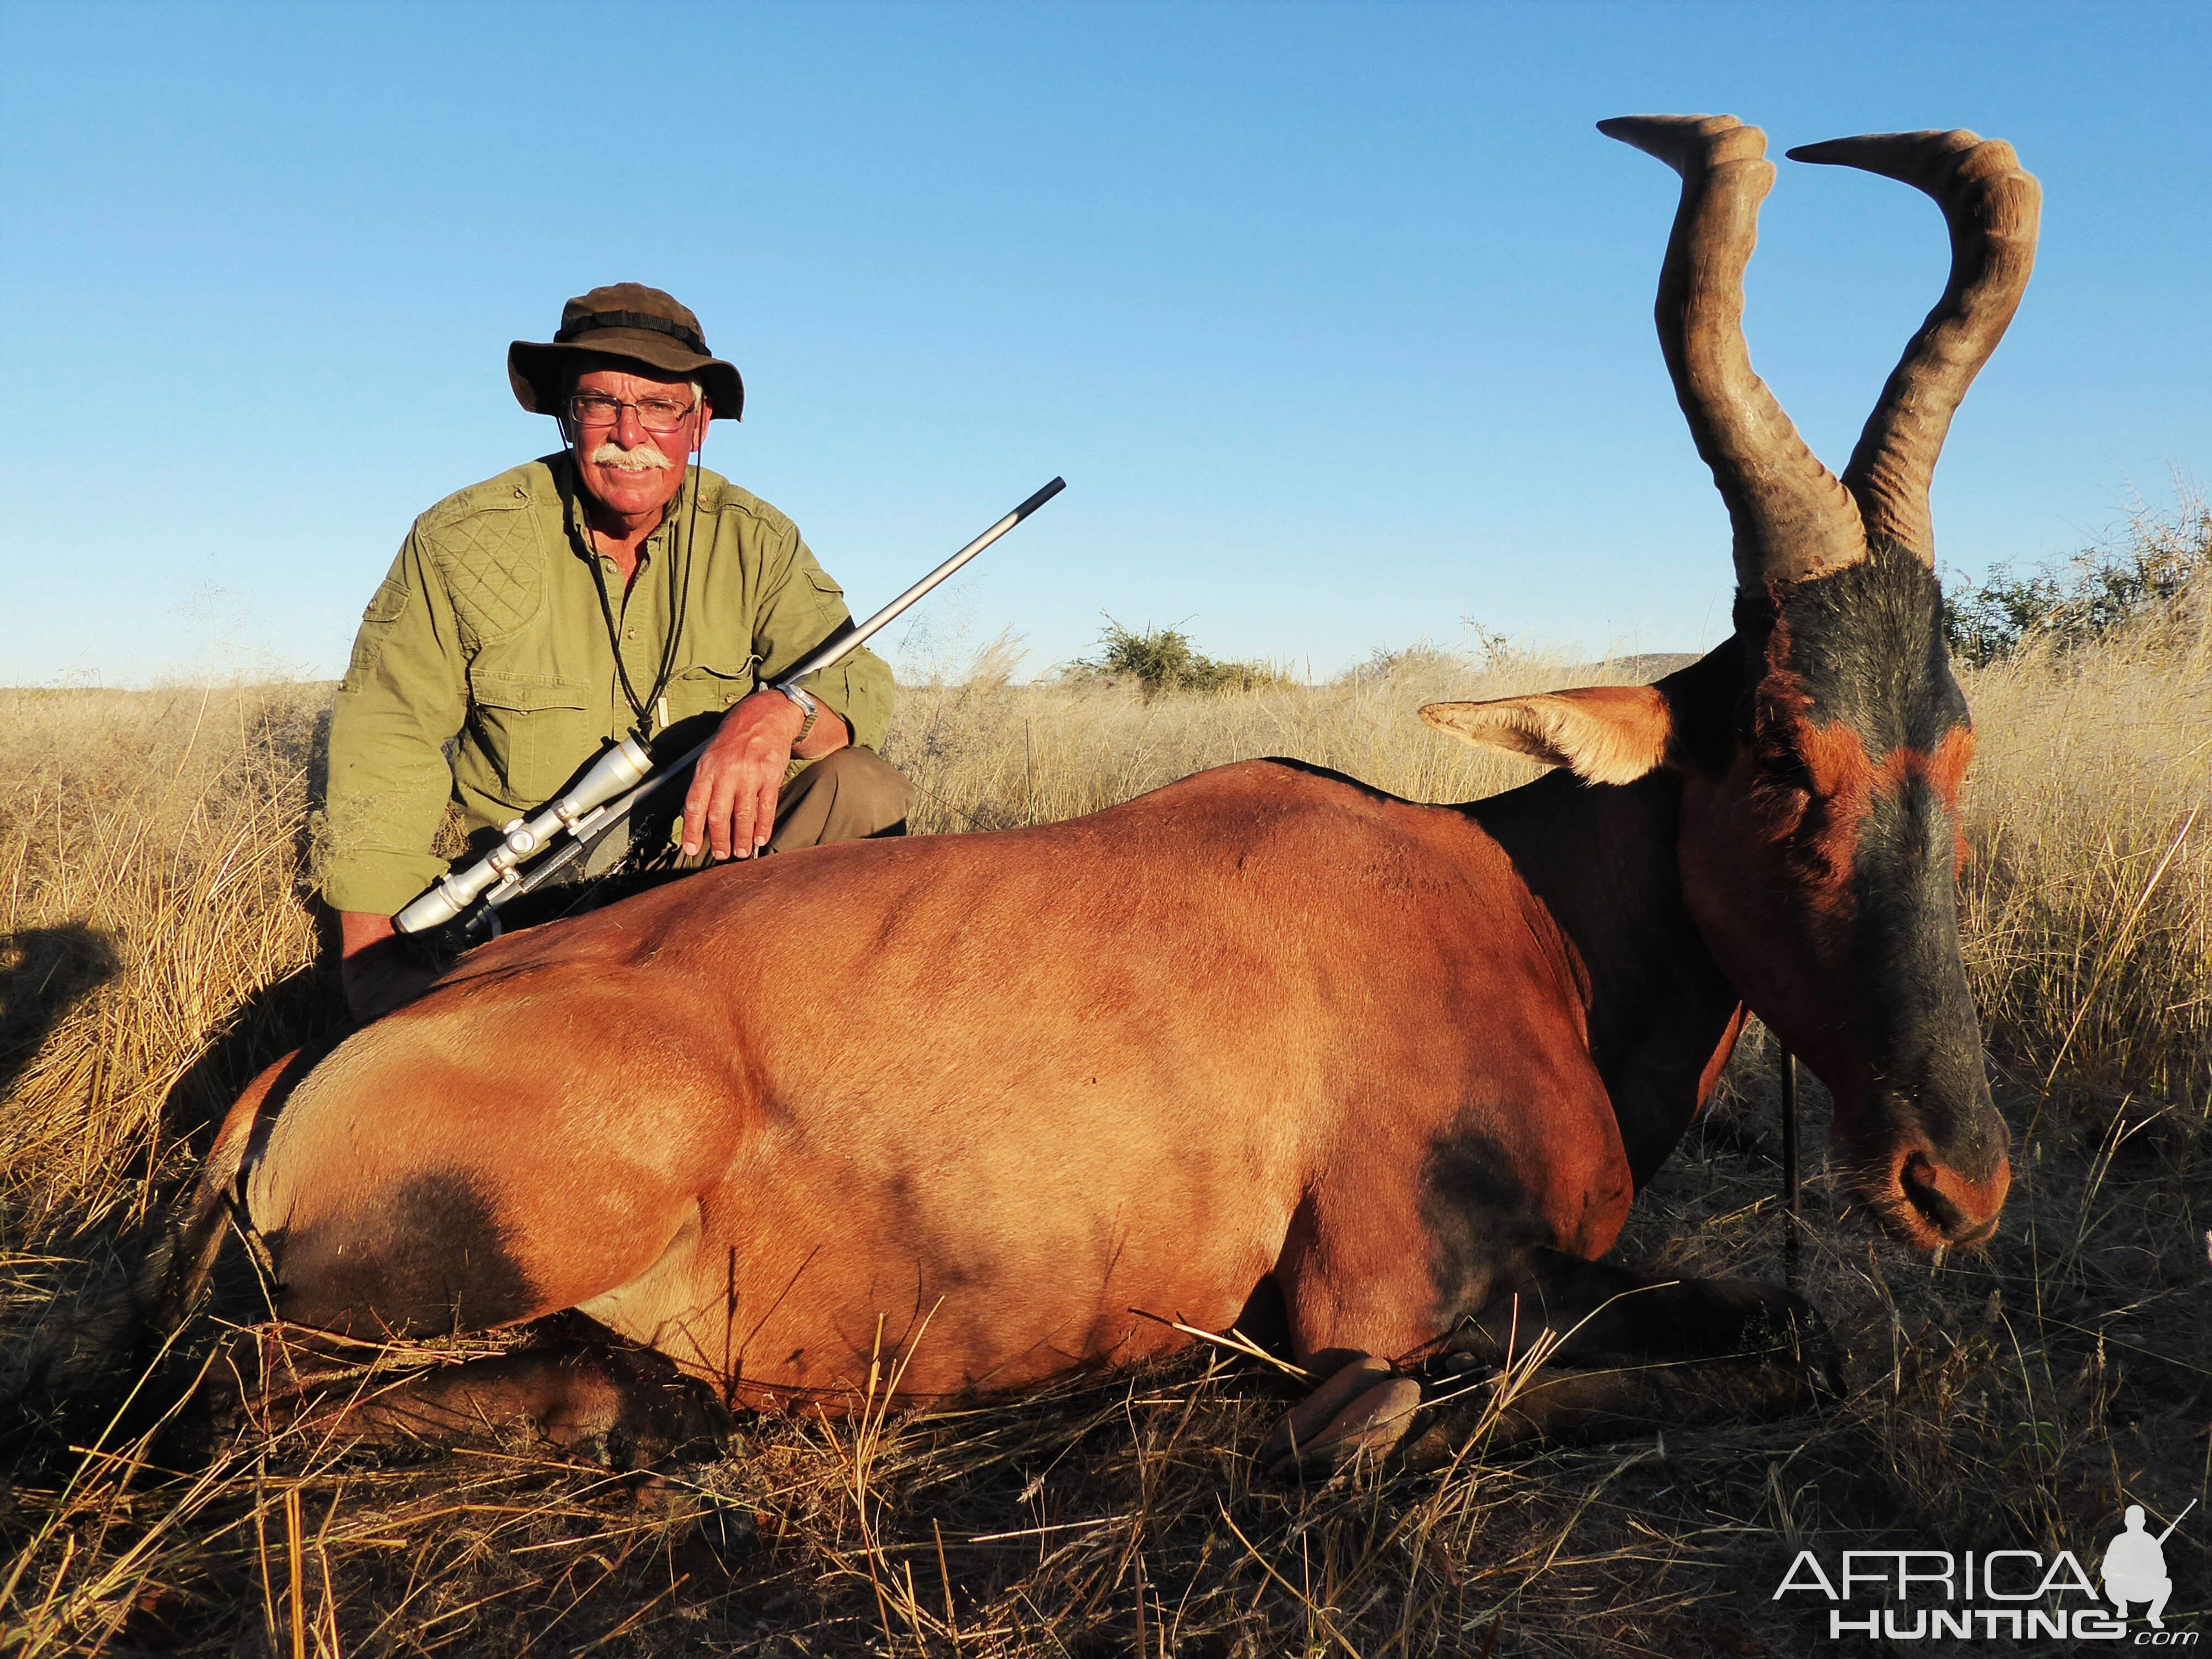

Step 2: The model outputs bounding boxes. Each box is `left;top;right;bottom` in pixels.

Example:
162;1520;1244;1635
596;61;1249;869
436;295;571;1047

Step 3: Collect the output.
393;737;654;933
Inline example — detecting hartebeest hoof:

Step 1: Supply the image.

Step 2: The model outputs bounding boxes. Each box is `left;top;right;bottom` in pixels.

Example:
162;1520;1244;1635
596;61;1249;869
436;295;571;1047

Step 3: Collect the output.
1259;1355;1390;1464
1261;1356;1424;1474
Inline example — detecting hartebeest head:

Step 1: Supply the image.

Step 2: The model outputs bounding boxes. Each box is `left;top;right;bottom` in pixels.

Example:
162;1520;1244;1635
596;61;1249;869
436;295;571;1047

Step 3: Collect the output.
1427;117;2036;1250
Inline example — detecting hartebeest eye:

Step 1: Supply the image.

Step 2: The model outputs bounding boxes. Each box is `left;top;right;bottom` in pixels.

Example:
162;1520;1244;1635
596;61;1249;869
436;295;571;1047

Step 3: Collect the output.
1746;745;1815;828
1754;743;1808;785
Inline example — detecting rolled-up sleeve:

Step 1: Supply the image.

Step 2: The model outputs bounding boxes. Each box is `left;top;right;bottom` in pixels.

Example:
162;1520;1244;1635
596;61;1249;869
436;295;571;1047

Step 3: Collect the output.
318;534;469;915
747;524;895;753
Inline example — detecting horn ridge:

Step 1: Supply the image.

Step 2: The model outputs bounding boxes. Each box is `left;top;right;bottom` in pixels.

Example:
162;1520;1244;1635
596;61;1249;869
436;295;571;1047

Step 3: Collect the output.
1788;131;2041;564
1601;116;1868;591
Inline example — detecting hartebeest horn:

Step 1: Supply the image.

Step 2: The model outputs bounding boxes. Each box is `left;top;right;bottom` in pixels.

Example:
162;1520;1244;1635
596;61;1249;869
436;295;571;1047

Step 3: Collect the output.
1788;131;2041;565
1599;114;1867;589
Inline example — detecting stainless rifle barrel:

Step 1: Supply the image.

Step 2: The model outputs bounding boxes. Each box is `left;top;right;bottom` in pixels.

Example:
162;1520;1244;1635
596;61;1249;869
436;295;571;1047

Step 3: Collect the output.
777;475;1065;686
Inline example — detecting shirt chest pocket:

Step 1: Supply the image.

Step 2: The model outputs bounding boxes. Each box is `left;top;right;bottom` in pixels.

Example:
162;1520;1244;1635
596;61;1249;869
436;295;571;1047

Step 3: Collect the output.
662;656;760;731
467;670;594;807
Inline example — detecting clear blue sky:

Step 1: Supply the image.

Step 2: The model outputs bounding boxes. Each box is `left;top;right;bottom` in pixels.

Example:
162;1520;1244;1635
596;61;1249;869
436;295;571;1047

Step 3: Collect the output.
4;2;2206;685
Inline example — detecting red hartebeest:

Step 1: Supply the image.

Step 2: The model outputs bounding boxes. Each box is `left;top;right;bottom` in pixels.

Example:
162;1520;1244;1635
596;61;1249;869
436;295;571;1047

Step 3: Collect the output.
168;116;2032;1470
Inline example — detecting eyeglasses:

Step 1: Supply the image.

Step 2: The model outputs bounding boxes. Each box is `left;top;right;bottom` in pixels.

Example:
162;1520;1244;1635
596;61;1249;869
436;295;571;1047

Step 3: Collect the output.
566;392;699;433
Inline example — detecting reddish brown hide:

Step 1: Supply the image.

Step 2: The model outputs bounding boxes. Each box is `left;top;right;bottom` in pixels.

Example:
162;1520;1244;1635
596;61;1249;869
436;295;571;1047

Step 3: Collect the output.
225;761;1651;1407
175;115;2031;1469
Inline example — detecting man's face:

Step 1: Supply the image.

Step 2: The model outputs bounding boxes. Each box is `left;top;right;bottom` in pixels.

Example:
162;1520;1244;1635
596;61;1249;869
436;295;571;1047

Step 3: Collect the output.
567;364;709;521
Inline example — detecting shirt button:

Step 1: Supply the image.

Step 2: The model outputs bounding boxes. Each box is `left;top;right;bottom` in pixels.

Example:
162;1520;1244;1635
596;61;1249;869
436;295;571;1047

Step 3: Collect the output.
625;629;638;641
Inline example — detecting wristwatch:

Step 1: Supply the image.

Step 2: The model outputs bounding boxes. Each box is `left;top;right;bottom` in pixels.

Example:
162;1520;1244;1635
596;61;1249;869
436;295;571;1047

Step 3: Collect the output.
774;684;820;743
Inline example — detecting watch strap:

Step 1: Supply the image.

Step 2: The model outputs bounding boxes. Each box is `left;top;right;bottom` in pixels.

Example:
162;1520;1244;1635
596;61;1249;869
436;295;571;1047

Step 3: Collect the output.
776;683;820;743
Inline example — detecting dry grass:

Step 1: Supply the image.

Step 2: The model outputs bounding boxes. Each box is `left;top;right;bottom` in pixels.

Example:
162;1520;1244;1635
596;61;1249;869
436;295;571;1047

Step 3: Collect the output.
1959;621;2212;1109
888;641;1641;834
1;610;2206;1655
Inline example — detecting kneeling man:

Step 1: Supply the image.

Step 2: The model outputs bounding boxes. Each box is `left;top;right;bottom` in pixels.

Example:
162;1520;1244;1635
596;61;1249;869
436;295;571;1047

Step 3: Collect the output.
321;284;911;1020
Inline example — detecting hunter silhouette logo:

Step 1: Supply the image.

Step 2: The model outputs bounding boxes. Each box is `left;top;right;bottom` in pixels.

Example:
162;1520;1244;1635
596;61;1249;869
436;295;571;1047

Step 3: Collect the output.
2105;1501;2193;1631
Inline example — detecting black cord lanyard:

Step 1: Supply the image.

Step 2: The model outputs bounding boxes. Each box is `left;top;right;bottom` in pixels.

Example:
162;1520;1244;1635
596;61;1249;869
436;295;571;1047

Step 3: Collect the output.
562;448;699;743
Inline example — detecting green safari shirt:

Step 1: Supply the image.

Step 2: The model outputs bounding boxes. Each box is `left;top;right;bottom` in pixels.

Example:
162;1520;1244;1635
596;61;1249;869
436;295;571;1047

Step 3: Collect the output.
319;455;894;915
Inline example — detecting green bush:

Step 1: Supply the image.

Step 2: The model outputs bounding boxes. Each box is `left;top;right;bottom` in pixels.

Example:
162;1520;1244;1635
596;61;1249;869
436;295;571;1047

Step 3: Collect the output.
1070;617;1290;697
1945;494;2210;665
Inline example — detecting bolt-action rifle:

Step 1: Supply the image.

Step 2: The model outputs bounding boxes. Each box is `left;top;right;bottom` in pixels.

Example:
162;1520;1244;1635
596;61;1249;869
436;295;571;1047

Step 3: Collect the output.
393;477;1066;943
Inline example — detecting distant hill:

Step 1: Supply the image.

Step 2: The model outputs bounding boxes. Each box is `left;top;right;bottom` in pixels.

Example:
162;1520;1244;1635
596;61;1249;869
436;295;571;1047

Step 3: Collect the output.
1566;651;1702;684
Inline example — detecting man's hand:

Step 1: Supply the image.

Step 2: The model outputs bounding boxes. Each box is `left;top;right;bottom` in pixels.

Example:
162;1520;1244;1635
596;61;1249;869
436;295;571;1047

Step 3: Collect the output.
683;690;850;860
340;911;438;1024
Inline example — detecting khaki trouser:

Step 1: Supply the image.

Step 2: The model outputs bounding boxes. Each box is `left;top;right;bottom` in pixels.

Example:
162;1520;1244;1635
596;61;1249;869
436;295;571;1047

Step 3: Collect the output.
765;745;915;853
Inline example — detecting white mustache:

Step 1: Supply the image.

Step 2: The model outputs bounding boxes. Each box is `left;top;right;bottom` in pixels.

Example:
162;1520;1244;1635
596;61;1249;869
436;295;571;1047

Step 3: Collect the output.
587;442;674;473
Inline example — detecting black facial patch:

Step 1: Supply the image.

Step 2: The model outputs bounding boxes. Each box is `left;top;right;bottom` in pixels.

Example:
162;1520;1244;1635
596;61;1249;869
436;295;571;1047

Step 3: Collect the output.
1757;541;1968;758
268;1170;537;1340
1418;1115;1550;1326
1846;777;2000;1169
1851;776;1969;1032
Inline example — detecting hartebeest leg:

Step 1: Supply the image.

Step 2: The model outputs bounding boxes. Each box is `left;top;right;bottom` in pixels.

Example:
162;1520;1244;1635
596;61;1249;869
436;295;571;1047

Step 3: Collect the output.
1400;1344;1827;1470
1435;1249;1824;1371
213;1320;732;1468
1263;1251;1837;1475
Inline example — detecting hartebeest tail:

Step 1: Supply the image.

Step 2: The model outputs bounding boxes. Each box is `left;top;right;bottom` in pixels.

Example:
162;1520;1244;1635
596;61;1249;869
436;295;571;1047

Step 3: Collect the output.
174;116;2032;1476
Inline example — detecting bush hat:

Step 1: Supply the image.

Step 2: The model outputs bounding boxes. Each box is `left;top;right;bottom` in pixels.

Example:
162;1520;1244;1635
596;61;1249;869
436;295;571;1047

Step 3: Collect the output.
508;283;744;421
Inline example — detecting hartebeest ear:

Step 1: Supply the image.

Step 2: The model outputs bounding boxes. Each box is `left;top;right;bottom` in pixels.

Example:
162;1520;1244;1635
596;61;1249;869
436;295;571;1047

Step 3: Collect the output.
1419;685;1673;785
